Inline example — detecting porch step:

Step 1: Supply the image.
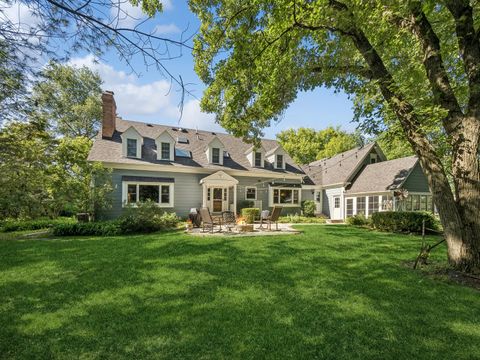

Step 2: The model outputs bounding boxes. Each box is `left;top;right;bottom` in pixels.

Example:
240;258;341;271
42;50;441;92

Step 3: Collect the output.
326;219;345;224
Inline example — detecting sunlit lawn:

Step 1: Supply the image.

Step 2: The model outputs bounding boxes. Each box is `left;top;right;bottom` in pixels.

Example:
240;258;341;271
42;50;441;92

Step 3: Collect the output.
0;226;478;359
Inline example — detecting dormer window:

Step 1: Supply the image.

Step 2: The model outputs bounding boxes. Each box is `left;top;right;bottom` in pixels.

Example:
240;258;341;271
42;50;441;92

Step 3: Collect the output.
370;153;377;164
160;142;170;160
212;147;220;164
155;129;175;161
127;139;137;157
276;154;284;169
255;152;262;167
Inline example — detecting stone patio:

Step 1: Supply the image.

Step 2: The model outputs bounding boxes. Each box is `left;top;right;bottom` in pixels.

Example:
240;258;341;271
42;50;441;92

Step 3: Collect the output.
186;223;300;237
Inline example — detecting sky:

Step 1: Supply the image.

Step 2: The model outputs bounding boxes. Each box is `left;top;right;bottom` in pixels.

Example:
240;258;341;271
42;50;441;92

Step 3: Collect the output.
7;0;357;139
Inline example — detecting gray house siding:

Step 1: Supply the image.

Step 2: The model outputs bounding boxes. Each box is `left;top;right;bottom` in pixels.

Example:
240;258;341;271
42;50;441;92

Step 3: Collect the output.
402;163;430;193
100;169;303;219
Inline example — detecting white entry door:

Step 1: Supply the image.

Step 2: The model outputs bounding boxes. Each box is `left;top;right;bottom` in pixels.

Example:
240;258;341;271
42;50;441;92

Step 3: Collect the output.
332;196;342;219
209;187;227;213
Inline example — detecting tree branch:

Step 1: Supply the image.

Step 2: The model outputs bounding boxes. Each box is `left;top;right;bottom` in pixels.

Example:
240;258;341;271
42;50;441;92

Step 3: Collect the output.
444;0;480;115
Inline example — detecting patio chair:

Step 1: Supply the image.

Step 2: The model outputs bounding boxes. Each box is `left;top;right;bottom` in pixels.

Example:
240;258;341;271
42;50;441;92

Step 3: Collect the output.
266;206;283;231
199;207;222;233
222;211;236;232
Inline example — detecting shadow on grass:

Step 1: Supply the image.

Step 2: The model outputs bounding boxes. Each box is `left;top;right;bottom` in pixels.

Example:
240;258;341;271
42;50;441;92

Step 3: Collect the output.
0;226;479;359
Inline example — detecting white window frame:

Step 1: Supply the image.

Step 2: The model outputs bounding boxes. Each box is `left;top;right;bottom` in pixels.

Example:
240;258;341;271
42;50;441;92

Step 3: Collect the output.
254;152;263;167
160;142;171;160
269;187;301;207
126;138;138;158
212;147;221;164
276;154;284;169
122;181;174;208
245;186;257;200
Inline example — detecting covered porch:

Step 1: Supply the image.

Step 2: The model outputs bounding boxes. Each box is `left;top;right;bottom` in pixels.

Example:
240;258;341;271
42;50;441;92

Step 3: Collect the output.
200;171;238;215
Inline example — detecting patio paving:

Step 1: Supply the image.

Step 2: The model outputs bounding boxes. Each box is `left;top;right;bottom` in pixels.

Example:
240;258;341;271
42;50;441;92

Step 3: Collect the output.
186;223;300;237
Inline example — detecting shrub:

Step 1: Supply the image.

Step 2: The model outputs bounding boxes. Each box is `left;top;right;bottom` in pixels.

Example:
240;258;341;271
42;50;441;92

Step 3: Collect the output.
278;215;326;224
241;208;260;224
237;200;254;213
346;214;370;226
118;201;179;234
301;200;316;217
0;217;76;232
52;221;120;236
370;211;438;233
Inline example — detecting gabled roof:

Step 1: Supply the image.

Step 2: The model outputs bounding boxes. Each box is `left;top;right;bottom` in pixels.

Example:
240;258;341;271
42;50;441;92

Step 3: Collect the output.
88;118;304;176
302;143;379;186
345;156;418;194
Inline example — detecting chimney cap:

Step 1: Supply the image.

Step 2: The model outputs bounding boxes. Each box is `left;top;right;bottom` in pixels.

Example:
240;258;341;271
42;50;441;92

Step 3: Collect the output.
103;90;115;95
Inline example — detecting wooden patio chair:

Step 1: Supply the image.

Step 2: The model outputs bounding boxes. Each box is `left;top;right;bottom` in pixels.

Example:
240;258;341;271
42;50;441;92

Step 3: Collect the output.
266;206;283;231
199;207;222;233
222;211;236;232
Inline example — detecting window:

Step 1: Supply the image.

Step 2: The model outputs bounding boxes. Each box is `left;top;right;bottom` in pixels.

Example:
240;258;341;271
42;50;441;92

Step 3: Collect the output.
139;185;159;202
276;154;283;169
127;138;137;157
246;187;256;200
123;183;173;207
207;188;211;201
315;191;321;202
272;188;300;205
334;197;340;208
427;195;433;212
175;148;191;158
346;198;353;217
212;147;220;164
177;136;189;144
254;152;262;167
412;195;420;211
405;196;412;211
368;196;379;214
127;184;137;203
420;195;427;211
357;196;366;215
382;196;393;211
370;153;377;164
161;142;170;160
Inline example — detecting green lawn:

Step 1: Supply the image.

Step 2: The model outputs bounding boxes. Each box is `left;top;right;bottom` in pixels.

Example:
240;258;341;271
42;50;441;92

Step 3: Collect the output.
0;226;479;359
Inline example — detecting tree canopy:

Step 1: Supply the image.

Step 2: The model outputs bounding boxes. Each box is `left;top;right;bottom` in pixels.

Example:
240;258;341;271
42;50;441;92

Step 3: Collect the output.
191;0;480;271
277;126;362;164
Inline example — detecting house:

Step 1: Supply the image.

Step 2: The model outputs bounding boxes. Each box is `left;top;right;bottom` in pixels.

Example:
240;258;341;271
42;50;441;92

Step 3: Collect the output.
88;91;433;220
88;91;309;218
302;143;435;220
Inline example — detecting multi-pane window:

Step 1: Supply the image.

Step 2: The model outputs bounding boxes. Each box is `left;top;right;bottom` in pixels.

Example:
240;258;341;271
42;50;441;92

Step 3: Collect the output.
127;138;137;157
276;154;283;169
254;152;262;167
368;196;379;214
161;142;170;160
124;183;173;206
334;197;340;208
357;196;366;215
382;196;393;211
212;147;220;164
346;198;353;217
427;196;433;212
412;195;420;211
272;188;299;205
246;187;256;200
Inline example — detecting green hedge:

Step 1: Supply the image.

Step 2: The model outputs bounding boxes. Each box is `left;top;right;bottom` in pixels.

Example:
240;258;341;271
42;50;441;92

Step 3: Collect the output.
0;217;76;232
346;214;370;226
52;221;120;236
370;211;438;233
241;208;260;224
301;200;316;217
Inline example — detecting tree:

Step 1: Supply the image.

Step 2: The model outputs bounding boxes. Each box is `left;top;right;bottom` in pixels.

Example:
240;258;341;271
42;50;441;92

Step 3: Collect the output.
0;40;26;121
191;1;480;271
31;62;103;139
277;126;361;164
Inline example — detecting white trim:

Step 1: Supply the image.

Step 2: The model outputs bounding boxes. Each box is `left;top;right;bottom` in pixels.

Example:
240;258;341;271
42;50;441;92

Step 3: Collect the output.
245;186;257;200
122;181;174;208
345;190;393;196
269;186;301;207
102;162;303;180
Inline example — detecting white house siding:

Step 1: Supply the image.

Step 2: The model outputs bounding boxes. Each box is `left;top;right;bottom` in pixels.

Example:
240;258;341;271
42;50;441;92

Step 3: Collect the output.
322;187;344;219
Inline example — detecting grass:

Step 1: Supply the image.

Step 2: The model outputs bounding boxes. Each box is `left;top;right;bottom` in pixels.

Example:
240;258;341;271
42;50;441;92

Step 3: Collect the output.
0;225;478;359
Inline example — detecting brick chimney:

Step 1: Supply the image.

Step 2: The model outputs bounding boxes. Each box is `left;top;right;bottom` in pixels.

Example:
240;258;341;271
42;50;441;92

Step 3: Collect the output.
101;91;116;138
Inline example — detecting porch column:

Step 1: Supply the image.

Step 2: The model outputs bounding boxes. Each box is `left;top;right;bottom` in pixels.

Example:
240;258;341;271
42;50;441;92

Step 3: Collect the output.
233;184;237;216
202;183;207;208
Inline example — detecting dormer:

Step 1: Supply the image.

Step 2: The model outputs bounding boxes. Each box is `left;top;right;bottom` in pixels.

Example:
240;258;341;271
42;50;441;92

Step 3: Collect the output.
120;126;143;159
155;130;175;161
266;146;287;170
205;137;225;165
245;145;265;168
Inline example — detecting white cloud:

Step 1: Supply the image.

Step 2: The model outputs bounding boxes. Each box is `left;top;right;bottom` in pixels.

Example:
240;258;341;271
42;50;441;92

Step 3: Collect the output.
1;2;38;29
67;55;223;133
153;23;180;34
178;99;223;132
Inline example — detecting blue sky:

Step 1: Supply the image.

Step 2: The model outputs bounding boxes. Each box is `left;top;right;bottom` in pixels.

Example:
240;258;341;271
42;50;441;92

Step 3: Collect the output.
10;0;356;139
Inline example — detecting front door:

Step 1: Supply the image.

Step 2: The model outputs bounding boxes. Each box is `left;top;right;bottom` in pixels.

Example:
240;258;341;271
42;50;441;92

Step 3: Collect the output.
332;196;342;219
212;188;224;212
